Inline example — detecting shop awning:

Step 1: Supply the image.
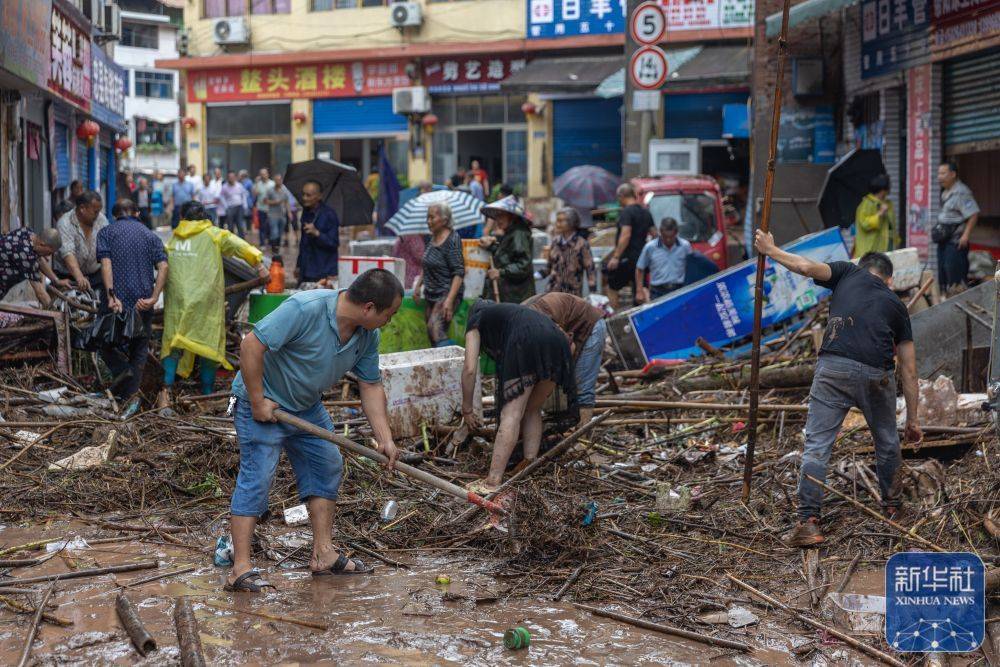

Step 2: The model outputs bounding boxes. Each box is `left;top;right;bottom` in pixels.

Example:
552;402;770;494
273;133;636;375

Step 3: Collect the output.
765;0;859;37
500;56;625;95
595;46;748;98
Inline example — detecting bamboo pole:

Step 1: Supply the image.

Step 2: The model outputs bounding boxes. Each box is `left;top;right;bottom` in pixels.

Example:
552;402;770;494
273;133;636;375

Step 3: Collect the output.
743;0;794;504
574;602;750;651
116;593;157;656
174;596;207;667
727;575;906;667
15;582;55;667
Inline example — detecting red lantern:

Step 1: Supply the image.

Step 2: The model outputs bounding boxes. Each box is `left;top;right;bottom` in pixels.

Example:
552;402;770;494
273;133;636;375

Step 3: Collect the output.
521;101;537;116
76;120;99;146
115;136;133;153
292;111;307;124
421;113;438;128
182;116;197;129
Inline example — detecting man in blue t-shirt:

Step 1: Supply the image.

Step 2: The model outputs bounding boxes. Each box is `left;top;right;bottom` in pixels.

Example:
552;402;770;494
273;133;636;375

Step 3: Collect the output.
225;269;403;592
754;230;922;548
97;199;168;414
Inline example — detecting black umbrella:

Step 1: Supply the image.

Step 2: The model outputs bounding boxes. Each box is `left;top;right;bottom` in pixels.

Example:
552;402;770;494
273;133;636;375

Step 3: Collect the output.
283;158;373;227
817;149;887;229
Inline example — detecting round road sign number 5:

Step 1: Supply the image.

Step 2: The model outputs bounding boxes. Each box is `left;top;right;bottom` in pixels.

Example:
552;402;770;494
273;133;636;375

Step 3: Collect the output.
630;2;666;44
629;46;669;90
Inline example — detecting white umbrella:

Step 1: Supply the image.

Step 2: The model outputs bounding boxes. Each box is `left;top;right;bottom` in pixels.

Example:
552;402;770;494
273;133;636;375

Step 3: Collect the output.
385;190;484;235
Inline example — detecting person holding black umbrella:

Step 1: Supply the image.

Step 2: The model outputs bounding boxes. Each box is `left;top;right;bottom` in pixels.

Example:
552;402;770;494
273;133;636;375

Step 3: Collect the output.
296;180;340;287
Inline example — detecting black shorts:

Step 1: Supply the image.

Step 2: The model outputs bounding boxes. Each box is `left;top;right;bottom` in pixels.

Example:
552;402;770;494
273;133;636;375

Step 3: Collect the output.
605;256;637;291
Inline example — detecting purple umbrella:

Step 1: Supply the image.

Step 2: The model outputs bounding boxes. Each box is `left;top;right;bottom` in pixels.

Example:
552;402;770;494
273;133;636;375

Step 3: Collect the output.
553;165;621;210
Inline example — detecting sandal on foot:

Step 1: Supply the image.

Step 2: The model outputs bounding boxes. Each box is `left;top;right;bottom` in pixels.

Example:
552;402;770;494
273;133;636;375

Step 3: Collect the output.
312;553;374;576
224;570;275;593
465;479;498;497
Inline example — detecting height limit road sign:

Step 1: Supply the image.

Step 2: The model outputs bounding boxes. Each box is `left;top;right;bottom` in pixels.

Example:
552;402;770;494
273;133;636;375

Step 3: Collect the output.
629;45;669;89
629;1;666;45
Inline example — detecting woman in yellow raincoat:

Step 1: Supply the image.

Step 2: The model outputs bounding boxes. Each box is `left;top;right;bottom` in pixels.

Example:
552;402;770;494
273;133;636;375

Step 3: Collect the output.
158;201;265;409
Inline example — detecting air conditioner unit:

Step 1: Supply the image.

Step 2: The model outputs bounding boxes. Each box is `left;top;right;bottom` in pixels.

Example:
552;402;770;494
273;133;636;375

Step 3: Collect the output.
392;86;430;114
83;0;103;29
212;17;250;46
103;3;122;40
390;2;422;28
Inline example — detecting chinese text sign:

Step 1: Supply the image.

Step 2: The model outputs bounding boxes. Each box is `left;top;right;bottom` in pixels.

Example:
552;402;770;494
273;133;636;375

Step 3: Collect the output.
886;552;984;652
860;0;930;79
906;64;931;261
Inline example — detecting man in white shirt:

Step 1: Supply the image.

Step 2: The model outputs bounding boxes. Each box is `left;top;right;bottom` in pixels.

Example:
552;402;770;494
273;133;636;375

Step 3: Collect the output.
194;173;222;225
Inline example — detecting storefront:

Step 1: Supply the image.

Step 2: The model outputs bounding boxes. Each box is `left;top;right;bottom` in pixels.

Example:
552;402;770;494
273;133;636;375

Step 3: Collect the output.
933;0;1000;257
312;96;407;178
1;0;53;232
842;0;931;256
422;55;529;190
190;59;414;178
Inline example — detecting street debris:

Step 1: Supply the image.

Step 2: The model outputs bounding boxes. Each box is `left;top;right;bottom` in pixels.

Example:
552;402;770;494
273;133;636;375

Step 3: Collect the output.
0;262;997;664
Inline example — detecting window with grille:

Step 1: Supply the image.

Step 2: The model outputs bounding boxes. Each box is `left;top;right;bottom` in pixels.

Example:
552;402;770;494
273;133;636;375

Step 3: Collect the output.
134;71;174;99
121;22;158;49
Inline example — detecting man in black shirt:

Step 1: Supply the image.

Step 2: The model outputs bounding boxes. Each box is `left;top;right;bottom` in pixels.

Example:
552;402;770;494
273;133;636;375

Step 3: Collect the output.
604;183;653;309
754;230;922;547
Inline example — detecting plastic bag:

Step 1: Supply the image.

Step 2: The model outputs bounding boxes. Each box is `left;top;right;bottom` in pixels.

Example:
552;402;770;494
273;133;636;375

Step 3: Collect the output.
73;309;145;351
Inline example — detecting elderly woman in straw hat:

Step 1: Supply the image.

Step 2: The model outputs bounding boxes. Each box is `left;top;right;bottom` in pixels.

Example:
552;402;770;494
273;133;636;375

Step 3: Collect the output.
413;201;466;347
478;195;535;304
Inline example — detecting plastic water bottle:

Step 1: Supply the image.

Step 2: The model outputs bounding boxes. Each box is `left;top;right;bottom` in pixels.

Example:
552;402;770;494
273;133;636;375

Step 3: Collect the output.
380;500;399;523
213;535;234;567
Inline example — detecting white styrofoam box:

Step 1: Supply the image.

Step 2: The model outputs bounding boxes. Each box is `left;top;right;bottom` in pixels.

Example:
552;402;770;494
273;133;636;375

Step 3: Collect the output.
853;247;920;291
349;239;397;257
884;247;920;291
379;346;481;438
462;240;490;299
338;256;406;290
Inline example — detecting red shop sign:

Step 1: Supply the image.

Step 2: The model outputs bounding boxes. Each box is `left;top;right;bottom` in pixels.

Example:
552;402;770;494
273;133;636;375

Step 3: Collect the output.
188;59;411;103
422;55;528;93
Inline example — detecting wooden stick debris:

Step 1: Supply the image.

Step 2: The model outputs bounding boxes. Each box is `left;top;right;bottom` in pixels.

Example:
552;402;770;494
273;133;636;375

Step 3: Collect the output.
0;593;72;626
573;602;750;651
346;542;410;569
174;596;207;667
553;564;585;601
805;475;946;552
116;593;157;656
595;399;809;412
124;565;197;589
7;559;159;586
727;574;906;667
15;582;55;667
743;0;794;504
202;601;329;631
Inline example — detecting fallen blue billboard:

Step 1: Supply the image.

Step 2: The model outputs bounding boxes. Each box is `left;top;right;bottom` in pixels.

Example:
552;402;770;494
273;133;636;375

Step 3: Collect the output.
609;227;849;367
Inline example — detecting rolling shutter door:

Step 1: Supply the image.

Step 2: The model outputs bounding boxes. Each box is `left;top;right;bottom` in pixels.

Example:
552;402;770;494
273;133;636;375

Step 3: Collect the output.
312;96;407;136
943;49;1000;150
552;97;622;178
664;92;750;140
53;122;70;188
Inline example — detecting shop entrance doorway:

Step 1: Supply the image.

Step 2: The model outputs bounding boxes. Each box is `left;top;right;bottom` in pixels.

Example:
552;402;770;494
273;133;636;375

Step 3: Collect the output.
457;129;502;189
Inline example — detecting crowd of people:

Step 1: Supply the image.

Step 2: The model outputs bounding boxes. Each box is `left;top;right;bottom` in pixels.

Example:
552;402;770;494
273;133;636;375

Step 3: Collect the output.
0;155;988;585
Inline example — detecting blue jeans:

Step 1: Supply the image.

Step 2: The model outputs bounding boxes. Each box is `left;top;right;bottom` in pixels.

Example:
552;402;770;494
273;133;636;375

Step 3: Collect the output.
230;399;344;517
267;213;283;248
257;210;269;247
575;318;607;408
798;355;902;520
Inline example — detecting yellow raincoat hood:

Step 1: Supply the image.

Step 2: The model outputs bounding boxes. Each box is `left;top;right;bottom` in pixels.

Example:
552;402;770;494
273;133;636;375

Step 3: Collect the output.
162;219;263;377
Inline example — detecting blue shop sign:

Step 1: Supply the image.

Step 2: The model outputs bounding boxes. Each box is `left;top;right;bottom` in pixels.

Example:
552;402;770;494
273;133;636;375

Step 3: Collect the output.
527;0;626;39
860;0;930;79
886;552;984;653
90;43;126;131
626;227;848;361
